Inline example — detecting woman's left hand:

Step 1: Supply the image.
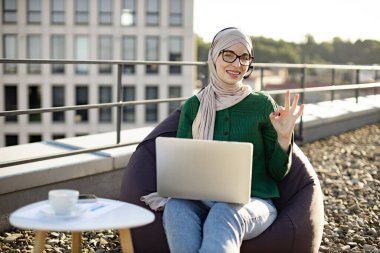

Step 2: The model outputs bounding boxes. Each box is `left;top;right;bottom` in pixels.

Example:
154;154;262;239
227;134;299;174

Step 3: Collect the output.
269;90;304;152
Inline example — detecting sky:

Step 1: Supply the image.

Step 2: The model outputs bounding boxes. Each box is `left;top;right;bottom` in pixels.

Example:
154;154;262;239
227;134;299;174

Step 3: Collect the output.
193;0;380;43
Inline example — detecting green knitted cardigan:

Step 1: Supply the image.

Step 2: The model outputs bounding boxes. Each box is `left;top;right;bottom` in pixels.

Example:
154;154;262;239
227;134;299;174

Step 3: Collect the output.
176;92;292;199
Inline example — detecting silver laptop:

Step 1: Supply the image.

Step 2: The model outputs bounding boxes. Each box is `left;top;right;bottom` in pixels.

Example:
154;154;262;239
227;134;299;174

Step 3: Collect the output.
156;137;253;204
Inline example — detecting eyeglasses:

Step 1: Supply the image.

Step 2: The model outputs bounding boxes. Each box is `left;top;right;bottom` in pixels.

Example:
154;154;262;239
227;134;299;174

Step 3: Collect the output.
219;50;253;66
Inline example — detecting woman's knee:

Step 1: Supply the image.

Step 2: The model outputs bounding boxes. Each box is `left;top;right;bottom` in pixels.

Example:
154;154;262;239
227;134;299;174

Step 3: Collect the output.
208;202;241;222
164;198;187;220
164;199;205;223
165;198;186;211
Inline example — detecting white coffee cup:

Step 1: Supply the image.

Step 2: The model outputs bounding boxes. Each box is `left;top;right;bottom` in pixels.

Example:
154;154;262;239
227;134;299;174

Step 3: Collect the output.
48;189;79;216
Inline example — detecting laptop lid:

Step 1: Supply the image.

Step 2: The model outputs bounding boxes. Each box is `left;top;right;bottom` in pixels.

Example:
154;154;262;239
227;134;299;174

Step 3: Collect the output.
156;137;253;204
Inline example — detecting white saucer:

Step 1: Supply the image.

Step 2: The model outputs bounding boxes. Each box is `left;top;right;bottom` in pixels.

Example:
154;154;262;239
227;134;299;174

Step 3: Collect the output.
39;205;86;219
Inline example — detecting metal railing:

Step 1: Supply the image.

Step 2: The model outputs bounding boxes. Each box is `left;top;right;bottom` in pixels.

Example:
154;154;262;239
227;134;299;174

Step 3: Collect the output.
0;59;379;168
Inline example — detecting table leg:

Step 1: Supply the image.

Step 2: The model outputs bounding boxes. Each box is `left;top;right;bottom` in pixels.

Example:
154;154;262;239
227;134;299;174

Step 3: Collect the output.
119;228;134;253
71;232;82;253
34;230;48;253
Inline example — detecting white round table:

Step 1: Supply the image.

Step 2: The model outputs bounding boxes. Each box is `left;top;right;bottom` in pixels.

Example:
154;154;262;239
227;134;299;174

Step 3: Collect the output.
9;198;155;253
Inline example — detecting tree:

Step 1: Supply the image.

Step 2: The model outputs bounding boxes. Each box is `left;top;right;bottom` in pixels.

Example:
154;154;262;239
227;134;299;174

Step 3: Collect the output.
195;35;210;85
252;36;300;63
195;34;380;73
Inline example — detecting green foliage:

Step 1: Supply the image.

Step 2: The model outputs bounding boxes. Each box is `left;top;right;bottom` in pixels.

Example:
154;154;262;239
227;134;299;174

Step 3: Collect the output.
196;36;210;62
195;34;380;65
253;36;301;63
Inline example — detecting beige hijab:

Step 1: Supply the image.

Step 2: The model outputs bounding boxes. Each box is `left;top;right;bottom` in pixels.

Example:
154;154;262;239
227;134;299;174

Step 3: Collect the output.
192;28;253;140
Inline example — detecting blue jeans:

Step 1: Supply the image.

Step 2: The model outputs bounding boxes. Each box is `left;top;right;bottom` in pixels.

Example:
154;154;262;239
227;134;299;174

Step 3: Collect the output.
163;197;277;253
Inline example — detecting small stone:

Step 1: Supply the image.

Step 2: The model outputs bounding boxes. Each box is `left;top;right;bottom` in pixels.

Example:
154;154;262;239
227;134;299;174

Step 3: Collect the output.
1;245;11;251
341;245;351;251
4;233;23;243
47;238;60;244
99;238;108;245
354;236;366;243
89;239;98;246
319;245;330;252
363;244;373;251
53;247;63;253
367;227;376;235
50;232;60;237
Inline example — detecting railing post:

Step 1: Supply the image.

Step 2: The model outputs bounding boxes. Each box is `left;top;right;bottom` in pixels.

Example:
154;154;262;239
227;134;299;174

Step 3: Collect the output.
297;67;306;142
260;67;264;91
375;69;379;95
116;64;123;144
356;69;360;103
331;68;335;102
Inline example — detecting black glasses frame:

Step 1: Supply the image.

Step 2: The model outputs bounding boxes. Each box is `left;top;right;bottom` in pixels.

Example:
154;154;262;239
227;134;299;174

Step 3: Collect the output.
219;50;254;66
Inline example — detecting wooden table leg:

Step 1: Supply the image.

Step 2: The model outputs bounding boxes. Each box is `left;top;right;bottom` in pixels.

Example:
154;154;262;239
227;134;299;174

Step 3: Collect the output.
71;232;82;253
119;228;134;253
34;231;48;253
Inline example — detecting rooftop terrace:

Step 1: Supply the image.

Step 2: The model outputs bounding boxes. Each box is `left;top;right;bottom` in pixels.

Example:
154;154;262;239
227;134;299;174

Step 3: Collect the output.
0;60;379;235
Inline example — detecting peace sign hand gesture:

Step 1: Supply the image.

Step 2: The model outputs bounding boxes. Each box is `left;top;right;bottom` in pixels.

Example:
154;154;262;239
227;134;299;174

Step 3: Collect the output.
269;90;304;152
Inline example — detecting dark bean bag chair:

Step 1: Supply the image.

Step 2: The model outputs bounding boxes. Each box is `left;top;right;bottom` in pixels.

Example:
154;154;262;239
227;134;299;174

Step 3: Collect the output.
119;108;324;253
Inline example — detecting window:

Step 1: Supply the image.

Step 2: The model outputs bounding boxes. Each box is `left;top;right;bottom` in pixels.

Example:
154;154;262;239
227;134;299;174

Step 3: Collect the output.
169;37;182;74
122;36;136;74
145;86;158;122
146;0;159;26
51;0;65;24
29;135;42;143
75;35;89;74
52;86;65;122
4;85;18;122
99;85;112;122
75;85;89;122
27;35;42;74
168;86;182;114
3;35;17;74
2;0;17;23
51;35;65;73
53;134;65;140
5;135;18;146
98;35;112;74
145;36;159;74
169;0;182;26
99;0;112;25
27;0;41;23
75;0;89;24
121;0;136;26
28;85;42;122
122;86;135;123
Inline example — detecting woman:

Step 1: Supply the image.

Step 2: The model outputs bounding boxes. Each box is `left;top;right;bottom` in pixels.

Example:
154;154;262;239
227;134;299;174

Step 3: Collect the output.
162;27;304;253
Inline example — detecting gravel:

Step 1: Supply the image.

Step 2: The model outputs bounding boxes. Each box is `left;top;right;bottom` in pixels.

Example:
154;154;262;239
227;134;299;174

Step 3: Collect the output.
302;123;379;253
0;123;379;253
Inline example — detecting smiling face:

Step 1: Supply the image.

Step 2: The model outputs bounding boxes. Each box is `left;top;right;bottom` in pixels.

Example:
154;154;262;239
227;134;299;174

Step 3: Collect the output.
215;43;251;85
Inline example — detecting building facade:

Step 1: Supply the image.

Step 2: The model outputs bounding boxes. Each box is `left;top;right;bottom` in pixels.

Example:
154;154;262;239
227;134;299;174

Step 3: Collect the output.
0;0;195;147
